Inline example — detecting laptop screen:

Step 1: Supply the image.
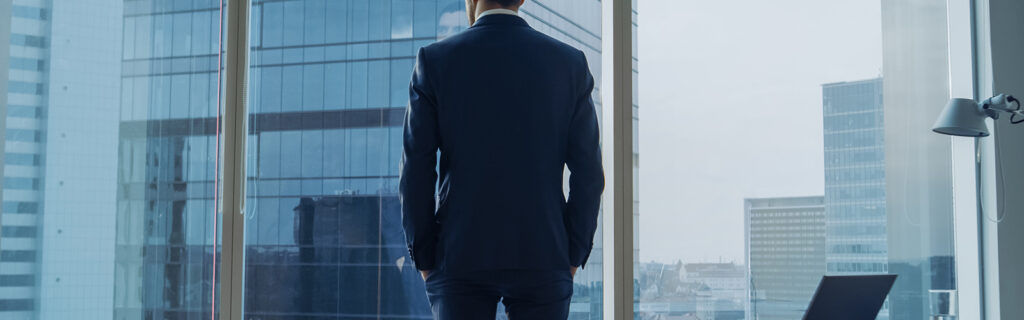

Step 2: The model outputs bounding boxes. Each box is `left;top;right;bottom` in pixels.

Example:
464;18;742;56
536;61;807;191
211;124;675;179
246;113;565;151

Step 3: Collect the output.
803;275;898;320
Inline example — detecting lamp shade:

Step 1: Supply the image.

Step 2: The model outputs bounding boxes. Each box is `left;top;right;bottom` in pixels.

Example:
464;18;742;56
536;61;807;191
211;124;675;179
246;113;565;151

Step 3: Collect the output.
932;98;990;137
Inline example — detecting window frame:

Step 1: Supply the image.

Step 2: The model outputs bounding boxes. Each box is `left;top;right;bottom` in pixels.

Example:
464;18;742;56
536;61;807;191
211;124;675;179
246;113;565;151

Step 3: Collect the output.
600;0;635;319
949;0;985;319
221;0;250;319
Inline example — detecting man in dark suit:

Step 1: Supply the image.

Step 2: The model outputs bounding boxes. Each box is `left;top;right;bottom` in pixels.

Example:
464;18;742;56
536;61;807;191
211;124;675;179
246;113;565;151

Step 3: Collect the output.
400;0;604;318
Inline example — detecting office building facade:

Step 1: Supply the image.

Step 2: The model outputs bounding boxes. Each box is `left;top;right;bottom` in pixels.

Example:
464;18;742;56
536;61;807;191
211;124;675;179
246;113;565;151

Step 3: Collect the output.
2;1;121;319
1;1;51;316
115;0;604;319
745;196;826;320
822;78;888;277
822;78;890;319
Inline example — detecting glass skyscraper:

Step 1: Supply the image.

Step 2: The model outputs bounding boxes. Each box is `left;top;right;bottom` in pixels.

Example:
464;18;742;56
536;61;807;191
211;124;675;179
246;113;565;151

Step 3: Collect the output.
114;0;604;319
822;78;889;319
822;78;888;273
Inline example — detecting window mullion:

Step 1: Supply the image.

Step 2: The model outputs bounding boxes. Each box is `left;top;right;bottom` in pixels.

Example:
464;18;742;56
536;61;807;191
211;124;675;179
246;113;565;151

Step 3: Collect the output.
220;0;250;319
602;0;635;319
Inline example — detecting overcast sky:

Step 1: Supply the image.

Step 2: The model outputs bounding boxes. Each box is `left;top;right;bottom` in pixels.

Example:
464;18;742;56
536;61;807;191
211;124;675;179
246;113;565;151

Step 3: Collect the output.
637;0;884;264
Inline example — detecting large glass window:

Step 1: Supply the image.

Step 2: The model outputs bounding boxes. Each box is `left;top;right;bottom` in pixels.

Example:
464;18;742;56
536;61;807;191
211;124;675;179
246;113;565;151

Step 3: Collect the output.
242;1;603;319
0;0;225;318
634;1;957;320
2;1;978;319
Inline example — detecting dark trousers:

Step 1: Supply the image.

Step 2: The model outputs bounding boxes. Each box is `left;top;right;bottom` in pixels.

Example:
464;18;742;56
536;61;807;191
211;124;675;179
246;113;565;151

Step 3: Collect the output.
424;269;573;320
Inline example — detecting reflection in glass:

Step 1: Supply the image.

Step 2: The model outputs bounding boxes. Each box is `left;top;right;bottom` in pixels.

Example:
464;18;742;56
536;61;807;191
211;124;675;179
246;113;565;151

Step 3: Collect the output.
242;0;604;319
115;1;225;318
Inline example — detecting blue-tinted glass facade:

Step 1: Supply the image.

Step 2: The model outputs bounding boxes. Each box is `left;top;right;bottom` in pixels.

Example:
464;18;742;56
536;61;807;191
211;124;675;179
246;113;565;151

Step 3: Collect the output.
822;78;889;319
115;1;222;318
114;0;604;319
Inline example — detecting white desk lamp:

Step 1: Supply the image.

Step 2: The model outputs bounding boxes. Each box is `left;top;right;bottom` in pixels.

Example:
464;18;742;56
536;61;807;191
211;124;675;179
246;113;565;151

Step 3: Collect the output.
928;94;1021;319
932;93;1022;225
933;94;1023;136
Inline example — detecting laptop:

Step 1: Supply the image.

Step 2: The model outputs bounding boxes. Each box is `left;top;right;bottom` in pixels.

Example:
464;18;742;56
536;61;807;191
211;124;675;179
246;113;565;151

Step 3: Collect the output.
803;275;898;320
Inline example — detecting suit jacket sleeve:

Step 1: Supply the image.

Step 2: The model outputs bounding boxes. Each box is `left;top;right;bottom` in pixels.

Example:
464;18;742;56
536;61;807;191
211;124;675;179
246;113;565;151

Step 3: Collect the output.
565;51;605;269
400;47;440;271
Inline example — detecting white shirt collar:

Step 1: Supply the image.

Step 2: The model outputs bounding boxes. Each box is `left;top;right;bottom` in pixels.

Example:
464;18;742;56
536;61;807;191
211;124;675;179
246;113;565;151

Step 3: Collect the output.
476;8;519;22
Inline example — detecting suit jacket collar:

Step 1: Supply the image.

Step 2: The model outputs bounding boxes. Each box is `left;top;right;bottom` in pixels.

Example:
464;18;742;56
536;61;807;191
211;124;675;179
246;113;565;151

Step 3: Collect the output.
471;14;530;28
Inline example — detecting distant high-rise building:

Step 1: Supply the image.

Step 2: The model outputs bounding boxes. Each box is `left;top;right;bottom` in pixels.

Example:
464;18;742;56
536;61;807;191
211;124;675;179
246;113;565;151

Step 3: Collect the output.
822;78;887;276
2;1;121;319
822;78;889;319
1;3;51;316
745;196;826;320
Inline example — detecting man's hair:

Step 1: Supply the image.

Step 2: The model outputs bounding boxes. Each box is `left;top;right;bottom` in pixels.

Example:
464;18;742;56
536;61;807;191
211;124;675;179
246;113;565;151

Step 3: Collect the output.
489;0;520;7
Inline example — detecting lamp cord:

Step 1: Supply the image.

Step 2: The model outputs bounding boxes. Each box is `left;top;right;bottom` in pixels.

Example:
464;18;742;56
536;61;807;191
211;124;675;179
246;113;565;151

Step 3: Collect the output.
977;96;1019;224
984;96;1020;223
1009;97;1023;124
982;124;1008;224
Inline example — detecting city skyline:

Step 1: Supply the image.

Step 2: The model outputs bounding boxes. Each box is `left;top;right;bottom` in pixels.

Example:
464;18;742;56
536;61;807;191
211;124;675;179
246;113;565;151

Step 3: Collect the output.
637;0;883;265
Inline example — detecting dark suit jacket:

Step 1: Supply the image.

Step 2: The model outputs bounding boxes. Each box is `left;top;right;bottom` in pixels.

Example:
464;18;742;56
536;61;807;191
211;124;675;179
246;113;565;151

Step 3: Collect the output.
400;14;604;273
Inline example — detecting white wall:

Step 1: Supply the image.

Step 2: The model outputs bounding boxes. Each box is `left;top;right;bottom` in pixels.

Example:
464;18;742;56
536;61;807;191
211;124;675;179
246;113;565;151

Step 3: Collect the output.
977;0;1024;318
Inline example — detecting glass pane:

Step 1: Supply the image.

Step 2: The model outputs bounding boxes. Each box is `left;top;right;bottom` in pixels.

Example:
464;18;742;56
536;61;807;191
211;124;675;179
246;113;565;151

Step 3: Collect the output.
243;1;603;319
242;0;447;318
635;1;956;320
0;0;224;318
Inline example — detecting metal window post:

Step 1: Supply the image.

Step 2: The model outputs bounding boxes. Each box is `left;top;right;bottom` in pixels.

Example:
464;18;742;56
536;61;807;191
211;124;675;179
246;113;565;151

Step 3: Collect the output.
947;0;985;318
221;0;250;319
602;0;635;319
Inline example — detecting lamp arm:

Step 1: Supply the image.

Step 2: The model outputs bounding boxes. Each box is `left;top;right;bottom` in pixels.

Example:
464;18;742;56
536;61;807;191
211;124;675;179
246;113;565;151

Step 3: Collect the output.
981;94;1016;113
980;94;1024;123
